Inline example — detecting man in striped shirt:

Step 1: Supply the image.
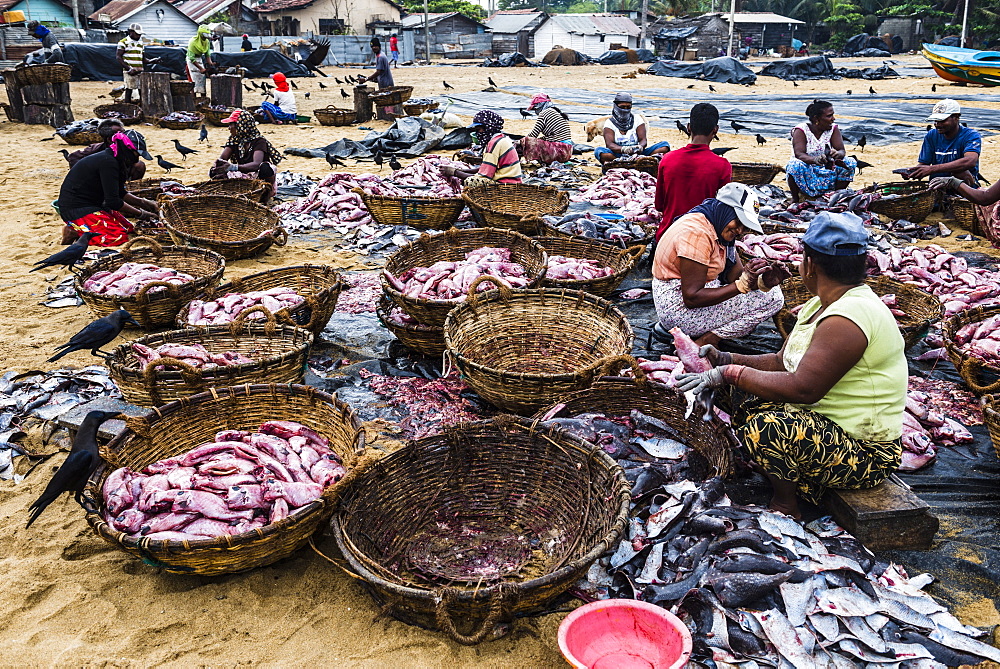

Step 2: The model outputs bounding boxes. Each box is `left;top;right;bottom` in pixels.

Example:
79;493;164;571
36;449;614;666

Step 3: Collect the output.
116;23;158;104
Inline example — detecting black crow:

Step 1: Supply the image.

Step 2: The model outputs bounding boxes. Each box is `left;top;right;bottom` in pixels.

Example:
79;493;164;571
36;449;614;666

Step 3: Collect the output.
198;124;208;142
675;120;690;136
731;120;749;134
857;134;867;152
755;134;767;145
488;77;497;87
156;155;184;173
443;81;454;89
172;138;198;160
48;310;140;362
711;147;736;155
388;155;402;171
31;232;99;273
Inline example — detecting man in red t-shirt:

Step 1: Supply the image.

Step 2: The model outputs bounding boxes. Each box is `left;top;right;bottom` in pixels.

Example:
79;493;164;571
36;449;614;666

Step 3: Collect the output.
654;103;732;241
389;34;399;68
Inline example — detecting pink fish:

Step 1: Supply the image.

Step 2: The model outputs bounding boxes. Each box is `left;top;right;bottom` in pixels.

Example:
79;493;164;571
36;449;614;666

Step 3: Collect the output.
184;517;236;538
670;327;711;374
310;455;347;488
172;490;255;522
225;484;266;511
140;511;198;535
269;497;289;524
262;478;323;507
111;508;148;533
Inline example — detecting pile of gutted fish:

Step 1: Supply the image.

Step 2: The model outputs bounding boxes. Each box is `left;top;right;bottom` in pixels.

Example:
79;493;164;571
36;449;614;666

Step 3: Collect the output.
385;154;465;192
951;312;1000;364
56;118;100;142
81;263;195;298
522;163;595;189
758;187;878;228
737;233;802;265
383;247;529;301
184;288;305;326
572;169;659;225
542;212;649;245
545;255;614;281
334;273;381;315
901;383;974;471
158;111;201;123
384;304;437;330
0;366;120;425
101;420;345;541
359;370;489;439
130;342;255;369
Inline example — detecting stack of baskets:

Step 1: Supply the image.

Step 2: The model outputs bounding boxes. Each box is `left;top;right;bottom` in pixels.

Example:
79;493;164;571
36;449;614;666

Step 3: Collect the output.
601;155;659;177
313;106;355;126
162;194;286;261
867;182;936;223
93;102;143;125
199;105;237;127
353;187;463;231
368;86;414;106
402;101;438;116
462;182;569;235
74;237;225;329
943;304;1000;395
731;162;783;185
534;236;645;298
81;384;365;575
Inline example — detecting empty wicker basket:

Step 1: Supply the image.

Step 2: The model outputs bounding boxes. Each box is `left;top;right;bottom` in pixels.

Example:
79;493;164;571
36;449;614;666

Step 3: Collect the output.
867;182;935;223
444;278;634;414
462;182;569;235
731;162;783;186
162;194;286;260
535;236;645;297
191;178;272;204
354;188;464;231
313;106;355;126
330;415;629;644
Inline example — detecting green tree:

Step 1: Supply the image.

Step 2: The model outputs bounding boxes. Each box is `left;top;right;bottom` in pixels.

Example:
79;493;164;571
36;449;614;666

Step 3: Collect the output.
403;0;485;17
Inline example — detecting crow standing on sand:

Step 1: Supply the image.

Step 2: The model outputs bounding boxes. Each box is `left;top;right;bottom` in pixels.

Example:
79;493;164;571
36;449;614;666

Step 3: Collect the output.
48;310;140;362
709;85;716;92
157;155;184;173
373;152;384;170
443;81;454;90
731;120;749;134
676;120;690;136
198;124;208;143
341;88;350;99
857;134;867;152
932;83;937;92
335;77;343;84
756;134;767;146
388;155;402;171
25;410;121;528
325;152;345;169
58;148;71;162
519;108;531;119
31;231;99;274
290;80;298;90
488;77;497;87
853;156;873;175
319;81;327;89
172;138;198;160
869;86;877;95
304;91;311;99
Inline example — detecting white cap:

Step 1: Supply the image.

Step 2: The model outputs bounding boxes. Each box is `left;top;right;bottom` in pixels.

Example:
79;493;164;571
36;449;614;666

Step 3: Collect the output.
927;98;960;121
128;22;143;34
716;183;763;233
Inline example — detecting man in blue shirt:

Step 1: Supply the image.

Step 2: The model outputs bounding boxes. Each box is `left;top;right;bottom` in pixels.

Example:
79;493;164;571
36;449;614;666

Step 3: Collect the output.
906;99;981;185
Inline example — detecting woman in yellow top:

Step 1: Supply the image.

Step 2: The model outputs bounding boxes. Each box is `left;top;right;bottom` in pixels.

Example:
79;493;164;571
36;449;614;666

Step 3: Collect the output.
677;212;906;518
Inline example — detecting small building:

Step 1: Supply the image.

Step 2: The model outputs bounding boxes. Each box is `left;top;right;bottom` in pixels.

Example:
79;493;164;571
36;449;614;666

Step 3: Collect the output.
485;10;545;57
89;0;199;41
255;0;402;36
649;15;716;59
174;0;258;34
533;14;640;59
705;12;806;52
876;16;925;52
0;0;76;25
400;12;488;59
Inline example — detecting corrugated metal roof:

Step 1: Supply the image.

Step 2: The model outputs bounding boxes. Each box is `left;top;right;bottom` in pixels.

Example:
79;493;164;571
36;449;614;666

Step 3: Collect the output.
702;12;804;25
399;12;452;28
174;0;240;23
548;14;639;37
485;11;544;34
255;0;314;13
89;0;154;23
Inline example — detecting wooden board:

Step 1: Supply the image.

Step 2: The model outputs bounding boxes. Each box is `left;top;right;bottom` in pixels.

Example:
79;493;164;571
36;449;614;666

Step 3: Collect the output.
4;72;23;121
171;92;195;112
824;477;938;551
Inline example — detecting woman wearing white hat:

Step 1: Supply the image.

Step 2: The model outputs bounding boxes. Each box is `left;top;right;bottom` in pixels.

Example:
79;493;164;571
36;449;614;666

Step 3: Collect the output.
651;182;790;346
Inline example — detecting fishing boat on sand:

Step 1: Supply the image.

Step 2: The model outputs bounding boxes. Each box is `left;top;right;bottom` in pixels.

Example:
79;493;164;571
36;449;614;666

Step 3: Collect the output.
923;43;1000;86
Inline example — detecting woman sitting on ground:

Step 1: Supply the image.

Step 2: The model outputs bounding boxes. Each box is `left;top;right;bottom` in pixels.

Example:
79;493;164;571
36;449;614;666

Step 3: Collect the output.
595;92;670;165
652;183;788;347
260;72;297;124
440;110;521;185
677;212;905;519
785;100;857;202
520;92;573;164
210;109;283;194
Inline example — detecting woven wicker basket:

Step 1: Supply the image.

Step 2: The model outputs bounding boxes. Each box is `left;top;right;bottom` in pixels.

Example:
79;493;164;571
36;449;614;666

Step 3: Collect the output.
157;113;204;130
943;304;1000;395
60;130;102;146
107;307;313;405
191;178;271;204
981;395;1000;458
381;228;548;327
444;278;634;414
774;275;942;350
126;178;178;200
93;102;143;125
402;101;438;116
162;194;286;261
74;237;225;329
313;106;355;126
81;384;365;575
462;182;570;235
376;294;445;356
170;80;195;96
16;63;72;85
539;218;656;249
353;188;463;231
950;196;979;233
453;150;482;166
534;236;645;298
330;415;629;644
368;85;414;106
533;360;736;477
867;182;935;223
177;265;343;335
760;220;805;235
731;162;783;186
601;156;659;177
199;105;236;126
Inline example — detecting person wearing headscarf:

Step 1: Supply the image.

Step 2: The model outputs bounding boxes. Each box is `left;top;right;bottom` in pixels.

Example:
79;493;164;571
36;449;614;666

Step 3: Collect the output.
66;119;150;182
211;110;283;194
519;92;573;164
186;25;216;97
652;183;788;347
440;110;522;185
595;92;670;165
260;72;297;124
57;131;159;246
23;20;63;64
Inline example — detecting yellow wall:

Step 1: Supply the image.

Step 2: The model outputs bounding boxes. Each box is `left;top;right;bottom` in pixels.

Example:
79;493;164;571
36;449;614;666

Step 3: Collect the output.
260;0;400;35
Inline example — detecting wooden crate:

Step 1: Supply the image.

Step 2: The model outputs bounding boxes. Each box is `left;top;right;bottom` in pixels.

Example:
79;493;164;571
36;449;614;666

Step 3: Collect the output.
823;476;938;551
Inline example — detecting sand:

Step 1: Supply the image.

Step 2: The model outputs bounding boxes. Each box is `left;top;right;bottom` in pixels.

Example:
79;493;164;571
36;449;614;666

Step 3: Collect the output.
3;54;1000;665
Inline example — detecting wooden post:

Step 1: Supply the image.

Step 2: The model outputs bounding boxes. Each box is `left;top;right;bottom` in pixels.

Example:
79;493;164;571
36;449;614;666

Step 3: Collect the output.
170;80;196;112
140;72;173;119
23;103;74;126
4;72;24;122
20;82;70;105
353;85;373;124
210;74;243;108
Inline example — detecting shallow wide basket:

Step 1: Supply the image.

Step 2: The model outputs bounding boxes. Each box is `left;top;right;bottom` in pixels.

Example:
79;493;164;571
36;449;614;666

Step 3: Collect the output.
402;101;438;116
943;303;1000;395
731;162;782;186
947;195;979;233
376;294;445;356
16;63;72;85
445;281;634;414
312;106;354;126
162;194;286;261
60;129;102;145
353;187;463;231
368;85;414;106
93;102;143;125
867;182;935;223
107;308;313;405
381;228;548;328
331;416;630;644
74;237;225;329
462;182;569;235
191;178;271;204
127;177;182;200
170;80;195;96
177;264;342;335
81;384;364;575
157;112;204;130
601;155;659;177
540;216;656;249
535;236;645;298
199;105;236;127
774;275;941;350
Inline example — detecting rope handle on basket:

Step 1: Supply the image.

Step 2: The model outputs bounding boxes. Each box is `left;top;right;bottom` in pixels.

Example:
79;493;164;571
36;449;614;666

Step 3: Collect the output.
620;244;646;263
141;356;204;401
135;279;181;302
282;294;319;330
959;356;1000;395
269;228;289;247
595;354;647;384
118;235;164;258
434;584;516;646
230;304;278;335
466;275;512;308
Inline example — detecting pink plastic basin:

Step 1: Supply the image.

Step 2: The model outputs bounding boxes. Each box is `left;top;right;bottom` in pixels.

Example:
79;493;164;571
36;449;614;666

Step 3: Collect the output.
558;599;692;669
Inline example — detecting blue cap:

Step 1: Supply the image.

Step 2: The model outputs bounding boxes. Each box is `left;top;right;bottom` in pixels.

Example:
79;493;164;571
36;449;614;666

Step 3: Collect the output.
802;211;869;256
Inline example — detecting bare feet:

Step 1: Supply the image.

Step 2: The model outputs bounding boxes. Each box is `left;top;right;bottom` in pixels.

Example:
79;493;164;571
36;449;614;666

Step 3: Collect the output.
768;497;802;520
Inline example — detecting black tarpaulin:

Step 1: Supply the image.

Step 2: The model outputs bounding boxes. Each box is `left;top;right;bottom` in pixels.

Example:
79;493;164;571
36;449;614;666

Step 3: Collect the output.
645;56;757;85
284;117;466;159
843;33;870;55
760;55;837;80
541;48;592;65
635;49;657;63
838;63;900;80
597;50;629;65
480;52;544;67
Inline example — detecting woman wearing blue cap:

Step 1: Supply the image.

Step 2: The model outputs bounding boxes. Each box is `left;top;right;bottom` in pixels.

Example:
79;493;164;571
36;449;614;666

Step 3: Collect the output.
676;212;906;518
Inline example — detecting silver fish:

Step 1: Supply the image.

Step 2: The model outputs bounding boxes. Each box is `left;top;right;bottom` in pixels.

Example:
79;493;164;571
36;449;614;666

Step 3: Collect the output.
631;436;688;460
928;624;1000;663
807;612;843;642
780;574;824;627
636;541;664;584
878;597;935;630
839;637;932;663
875;584;946;616
752;609;826;668
841;616;889;654
815;587;880;617
758;510;809;543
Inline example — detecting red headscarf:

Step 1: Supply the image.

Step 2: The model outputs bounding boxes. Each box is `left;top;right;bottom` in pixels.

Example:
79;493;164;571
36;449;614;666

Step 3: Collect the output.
271;72;289;93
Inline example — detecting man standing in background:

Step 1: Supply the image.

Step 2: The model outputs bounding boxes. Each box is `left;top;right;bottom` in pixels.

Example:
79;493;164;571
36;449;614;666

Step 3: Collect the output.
186;25;216;98
116;24;159;105
389;33;399;68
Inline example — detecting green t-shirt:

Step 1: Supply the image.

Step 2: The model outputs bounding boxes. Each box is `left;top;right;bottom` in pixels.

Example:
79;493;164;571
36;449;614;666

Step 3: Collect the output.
783;284;906;441
187;35;211;62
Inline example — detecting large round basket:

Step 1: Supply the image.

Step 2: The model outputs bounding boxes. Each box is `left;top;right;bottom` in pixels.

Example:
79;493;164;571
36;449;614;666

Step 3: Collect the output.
16;63;72;85
162;194;286;261
444;278;634;414
353;187;463;231
948;196;979;233
127;178;173;200
199;105;236;126
381;228;548;328
942;304;1000;395
191;178;271;204
601;155;659;177
93;102;143;125
534;236;645;298
773;275;941;349
59;129;102;145
157;113;204;130
330;415;630;644
177;264;343;335
867;182;935;223
730;162;782;186
313;106;355;126
74;237;225;329
107;307;313;405
81;384;365;576
376;294;445;356
368;85;414;106
402;101;438;116
462;182;570;235
981;394;1000;459
170;80;195;96
533;359;736;477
